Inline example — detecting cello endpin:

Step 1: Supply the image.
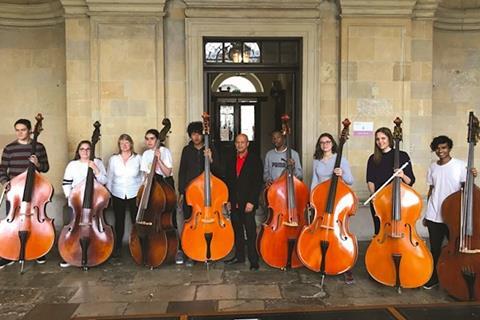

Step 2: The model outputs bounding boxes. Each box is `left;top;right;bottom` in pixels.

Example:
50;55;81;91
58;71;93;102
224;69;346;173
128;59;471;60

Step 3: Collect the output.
19;260;24;274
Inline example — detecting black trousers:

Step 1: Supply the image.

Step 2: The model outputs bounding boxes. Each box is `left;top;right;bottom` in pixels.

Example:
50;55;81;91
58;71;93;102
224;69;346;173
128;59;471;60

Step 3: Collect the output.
369;202;381;235
231;207;258;264
112;196;137;250
426;219;449;282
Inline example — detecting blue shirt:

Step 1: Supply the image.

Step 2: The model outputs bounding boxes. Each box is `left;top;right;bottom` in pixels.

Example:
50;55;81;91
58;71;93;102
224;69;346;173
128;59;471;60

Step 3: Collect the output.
311;154;354;190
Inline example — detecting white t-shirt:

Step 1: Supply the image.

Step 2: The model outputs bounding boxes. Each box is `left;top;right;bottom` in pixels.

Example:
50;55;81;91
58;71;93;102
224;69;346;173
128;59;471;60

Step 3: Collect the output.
425;158;467;223
140;147;173;177
106;153;143;199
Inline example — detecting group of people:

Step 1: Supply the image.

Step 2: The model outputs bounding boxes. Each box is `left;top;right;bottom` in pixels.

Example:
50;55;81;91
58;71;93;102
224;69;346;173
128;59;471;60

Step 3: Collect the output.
0;117;476;292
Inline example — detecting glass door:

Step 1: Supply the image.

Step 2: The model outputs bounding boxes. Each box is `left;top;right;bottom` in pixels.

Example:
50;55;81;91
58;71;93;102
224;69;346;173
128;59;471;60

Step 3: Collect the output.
215;99;260;158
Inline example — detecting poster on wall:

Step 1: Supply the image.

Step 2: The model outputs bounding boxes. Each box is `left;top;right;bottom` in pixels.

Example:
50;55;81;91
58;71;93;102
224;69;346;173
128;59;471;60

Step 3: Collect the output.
352;121;374;136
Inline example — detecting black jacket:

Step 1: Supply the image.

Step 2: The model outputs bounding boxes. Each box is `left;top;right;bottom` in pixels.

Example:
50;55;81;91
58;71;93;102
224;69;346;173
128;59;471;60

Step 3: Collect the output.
178;141;222;195
225;151;263;210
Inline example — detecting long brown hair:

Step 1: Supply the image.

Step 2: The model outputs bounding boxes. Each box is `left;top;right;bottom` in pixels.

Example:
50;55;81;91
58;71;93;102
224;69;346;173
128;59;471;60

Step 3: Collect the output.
313;133;338;160
73;140;92;160
373;127;394;164
117;133;136;155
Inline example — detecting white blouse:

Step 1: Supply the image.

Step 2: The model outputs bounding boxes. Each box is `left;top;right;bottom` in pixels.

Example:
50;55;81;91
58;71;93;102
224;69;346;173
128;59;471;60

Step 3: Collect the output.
62;159;108;199
107;153;143;199
140;147;173;177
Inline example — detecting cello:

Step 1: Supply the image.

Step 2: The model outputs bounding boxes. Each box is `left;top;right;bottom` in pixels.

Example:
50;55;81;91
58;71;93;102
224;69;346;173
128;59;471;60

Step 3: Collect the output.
58;121;114;270
181;112;234;263
258;114;309;270
365;117;433;292
297;119;358;285
0;114;55;273
129;118;178;268
437;111;480;300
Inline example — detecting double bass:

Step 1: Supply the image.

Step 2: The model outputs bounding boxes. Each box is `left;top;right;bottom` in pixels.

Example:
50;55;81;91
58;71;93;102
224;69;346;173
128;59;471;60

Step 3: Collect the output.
58;122;114;270
129;118;178;268
365;117;433;292
437;111;480;300
0;114;55;273
258;114;309;270
181;112;234;263
297;119;358;284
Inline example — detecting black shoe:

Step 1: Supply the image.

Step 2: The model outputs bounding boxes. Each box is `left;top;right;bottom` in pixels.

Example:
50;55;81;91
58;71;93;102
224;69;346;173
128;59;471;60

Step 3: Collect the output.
224;257;245;265
249;263;259;271
112;248;121;258
423;278;439;290
0;259;14;270
36;256;47;264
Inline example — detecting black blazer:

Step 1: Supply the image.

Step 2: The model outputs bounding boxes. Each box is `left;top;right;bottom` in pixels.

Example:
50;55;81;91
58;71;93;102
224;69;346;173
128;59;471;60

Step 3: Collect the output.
225;150;263;210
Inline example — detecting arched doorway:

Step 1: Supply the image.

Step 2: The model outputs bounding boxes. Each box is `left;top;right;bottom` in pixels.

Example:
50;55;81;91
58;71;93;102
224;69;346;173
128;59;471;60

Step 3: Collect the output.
210;74;266;156
204;38;302;160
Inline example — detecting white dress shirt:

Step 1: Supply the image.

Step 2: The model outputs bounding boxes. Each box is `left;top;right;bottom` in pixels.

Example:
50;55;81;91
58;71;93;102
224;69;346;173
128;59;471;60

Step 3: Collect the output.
140;147;173;177
107;153;143;199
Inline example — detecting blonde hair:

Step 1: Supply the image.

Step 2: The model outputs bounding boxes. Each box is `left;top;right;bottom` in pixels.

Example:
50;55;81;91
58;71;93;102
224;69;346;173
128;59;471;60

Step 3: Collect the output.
117;134;136;155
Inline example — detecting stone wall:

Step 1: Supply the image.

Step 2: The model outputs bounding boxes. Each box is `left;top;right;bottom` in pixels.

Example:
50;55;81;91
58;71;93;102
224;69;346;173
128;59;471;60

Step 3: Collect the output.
0;24;67;193
432;29;480;168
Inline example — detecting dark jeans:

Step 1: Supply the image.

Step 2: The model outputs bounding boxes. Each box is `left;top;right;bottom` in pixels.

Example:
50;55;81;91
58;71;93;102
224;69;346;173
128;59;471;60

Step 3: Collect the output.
369;202;381;235
231;207;258;264
426;219;449;282
112;196;137;250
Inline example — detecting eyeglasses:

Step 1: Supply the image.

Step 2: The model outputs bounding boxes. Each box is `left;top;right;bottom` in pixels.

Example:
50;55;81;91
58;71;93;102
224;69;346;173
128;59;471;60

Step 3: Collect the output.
320;141;332;145
79;148;91;151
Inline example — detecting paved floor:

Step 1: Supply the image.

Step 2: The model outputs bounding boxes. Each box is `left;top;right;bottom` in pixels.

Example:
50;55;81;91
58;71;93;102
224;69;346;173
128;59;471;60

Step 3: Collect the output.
1;241;453;320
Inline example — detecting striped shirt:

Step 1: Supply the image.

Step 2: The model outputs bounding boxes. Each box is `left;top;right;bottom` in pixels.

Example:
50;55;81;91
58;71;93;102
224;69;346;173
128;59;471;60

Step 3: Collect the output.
0;141;49;184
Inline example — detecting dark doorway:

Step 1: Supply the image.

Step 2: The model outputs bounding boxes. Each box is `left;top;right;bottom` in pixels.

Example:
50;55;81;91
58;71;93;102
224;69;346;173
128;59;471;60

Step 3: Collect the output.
211;92;267;156
203;38;302;161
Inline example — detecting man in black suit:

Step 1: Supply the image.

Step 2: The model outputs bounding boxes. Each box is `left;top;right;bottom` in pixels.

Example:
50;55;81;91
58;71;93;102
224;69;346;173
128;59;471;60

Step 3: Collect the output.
224;134;263;270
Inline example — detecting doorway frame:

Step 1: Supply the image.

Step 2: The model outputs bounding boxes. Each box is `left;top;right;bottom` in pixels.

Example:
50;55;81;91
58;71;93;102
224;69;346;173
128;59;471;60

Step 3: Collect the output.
185;18;321;183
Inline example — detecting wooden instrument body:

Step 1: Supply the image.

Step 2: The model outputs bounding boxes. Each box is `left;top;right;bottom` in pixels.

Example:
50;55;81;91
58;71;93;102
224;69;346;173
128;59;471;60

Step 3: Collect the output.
258;172;308;269
297;177;357;274
0;113;55;264
0;169;55;260
182;172;234;262
365;182;432;288
437;113;480;300
129;178;178;267
438;187;480;300
58;179;114;267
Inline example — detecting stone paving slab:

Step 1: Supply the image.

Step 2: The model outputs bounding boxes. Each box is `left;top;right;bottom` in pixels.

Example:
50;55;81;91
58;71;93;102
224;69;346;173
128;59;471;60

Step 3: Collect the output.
218;299;265;312
123;301;169;316
238;284;282;299
72;302;128;318
196;284;237;300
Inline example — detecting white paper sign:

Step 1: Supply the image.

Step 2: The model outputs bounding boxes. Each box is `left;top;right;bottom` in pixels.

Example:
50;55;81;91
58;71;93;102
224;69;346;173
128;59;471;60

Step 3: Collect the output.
352;121;374;136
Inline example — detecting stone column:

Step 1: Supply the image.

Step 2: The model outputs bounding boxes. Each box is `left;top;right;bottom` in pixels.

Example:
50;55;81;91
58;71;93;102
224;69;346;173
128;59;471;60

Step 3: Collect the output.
61;0;167;160
164;0;187;173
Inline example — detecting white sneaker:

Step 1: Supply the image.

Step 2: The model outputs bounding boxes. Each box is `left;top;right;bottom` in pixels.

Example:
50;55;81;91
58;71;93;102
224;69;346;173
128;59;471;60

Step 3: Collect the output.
36;256;47;264
175;251;185;265
0;260;14;270
59;261;71;268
